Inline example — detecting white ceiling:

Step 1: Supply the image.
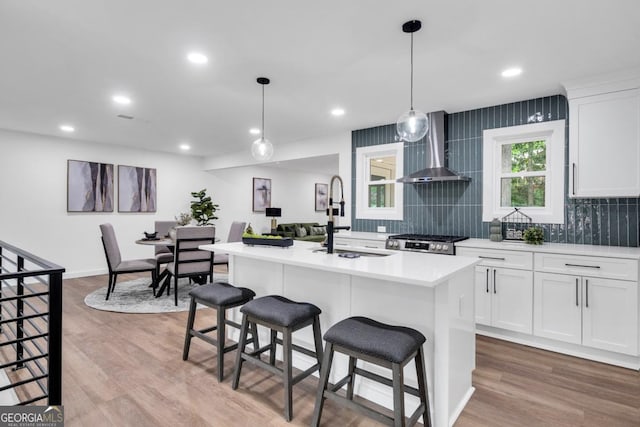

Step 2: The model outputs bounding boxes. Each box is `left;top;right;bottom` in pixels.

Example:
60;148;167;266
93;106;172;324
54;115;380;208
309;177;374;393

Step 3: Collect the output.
1;1;639;158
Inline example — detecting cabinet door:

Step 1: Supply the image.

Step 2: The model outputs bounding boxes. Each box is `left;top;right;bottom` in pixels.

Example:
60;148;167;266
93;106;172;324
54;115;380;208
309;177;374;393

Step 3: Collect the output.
491;268;533;334
474;266;492;326
569;89;640;198
533;272;582;344
582;277;639;355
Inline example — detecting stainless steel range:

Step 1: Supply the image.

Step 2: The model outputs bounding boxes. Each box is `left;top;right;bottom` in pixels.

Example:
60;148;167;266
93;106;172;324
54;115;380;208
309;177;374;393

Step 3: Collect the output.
385;234;469;255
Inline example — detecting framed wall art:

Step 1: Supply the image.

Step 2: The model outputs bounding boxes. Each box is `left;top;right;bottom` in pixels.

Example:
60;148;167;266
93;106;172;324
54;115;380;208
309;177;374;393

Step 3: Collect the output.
67;159;114;212
315;183;328;212
118;165;157;212
252;177;271;212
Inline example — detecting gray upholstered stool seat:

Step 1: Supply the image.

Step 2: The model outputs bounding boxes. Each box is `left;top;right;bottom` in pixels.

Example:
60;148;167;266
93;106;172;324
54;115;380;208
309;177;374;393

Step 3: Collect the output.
324;316;426;364
311;316;431;427
232;295;324;422
189;282;255;306
183;281;258;382
240;295;322;327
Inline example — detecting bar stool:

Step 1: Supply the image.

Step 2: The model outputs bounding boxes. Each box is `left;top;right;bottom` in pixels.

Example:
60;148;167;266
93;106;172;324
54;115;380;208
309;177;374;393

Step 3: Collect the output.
182;281;258;382
231;295;324;422
311;316;431;427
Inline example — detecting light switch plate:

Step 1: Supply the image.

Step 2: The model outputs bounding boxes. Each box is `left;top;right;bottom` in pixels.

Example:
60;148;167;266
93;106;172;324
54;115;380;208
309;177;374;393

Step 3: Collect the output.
377;226;386;233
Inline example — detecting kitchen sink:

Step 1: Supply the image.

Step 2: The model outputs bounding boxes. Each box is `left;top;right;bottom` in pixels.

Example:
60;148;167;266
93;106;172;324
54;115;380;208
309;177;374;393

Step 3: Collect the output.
311;248;392;257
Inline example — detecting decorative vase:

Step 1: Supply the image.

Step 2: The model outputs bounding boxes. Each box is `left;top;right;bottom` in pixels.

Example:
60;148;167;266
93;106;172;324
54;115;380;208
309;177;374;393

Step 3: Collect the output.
489;218;503;242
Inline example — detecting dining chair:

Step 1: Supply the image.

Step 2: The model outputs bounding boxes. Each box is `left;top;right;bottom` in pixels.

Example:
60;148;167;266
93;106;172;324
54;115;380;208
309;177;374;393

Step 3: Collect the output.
154;220;178;279
165;226;216;306
213;221;246;268
99;223;157;300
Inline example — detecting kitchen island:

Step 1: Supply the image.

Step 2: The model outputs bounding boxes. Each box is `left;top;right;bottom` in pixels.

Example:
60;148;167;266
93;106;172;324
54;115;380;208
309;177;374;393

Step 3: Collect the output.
200;240;480;427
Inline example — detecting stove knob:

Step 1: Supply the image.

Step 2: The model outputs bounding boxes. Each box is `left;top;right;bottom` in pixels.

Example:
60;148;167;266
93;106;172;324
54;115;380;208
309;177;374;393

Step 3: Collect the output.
442;244;449;251
394;241;400;248
436;244;442;250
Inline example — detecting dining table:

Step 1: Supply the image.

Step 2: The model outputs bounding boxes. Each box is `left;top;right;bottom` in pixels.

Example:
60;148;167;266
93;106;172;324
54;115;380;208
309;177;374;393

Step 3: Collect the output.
135;236;220;298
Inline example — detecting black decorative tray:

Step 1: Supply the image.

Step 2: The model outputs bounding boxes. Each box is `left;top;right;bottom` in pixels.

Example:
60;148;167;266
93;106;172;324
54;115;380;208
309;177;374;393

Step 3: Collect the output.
242;237;294;247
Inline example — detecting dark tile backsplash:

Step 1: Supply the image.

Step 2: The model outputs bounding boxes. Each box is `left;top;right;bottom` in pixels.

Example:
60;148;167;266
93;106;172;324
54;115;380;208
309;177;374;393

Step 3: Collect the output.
351;95;640;247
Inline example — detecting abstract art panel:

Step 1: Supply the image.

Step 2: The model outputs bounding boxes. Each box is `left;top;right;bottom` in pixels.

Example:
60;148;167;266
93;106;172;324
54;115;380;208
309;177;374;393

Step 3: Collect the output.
252;177;271;212
67;160;114;212
315;183;328;212
118;165;157;212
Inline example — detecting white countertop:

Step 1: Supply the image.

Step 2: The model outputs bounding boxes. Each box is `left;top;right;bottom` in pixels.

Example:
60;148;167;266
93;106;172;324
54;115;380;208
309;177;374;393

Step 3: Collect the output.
457;238;640;260
332;231;391;241
202;241;479;287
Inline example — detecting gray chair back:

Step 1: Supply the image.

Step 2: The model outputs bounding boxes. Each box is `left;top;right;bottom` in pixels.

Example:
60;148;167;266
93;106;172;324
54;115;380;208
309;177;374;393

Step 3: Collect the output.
227;221;246;243
154;220;178;255
173;226;216;277
100;223;122;269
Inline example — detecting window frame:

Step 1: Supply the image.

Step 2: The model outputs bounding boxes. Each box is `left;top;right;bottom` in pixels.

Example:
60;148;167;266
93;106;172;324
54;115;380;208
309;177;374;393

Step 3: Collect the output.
482;120;566;224
355;142;404;220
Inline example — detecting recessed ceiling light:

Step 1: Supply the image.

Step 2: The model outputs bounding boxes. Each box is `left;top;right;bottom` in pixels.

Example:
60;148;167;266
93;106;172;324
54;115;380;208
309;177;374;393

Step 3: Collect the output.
112;95;132;105
331;108;345;116
179;143;191;151
59;124;75;133
187;52;208;64
501;67;523;78
249;128;261;135
375;159;384;163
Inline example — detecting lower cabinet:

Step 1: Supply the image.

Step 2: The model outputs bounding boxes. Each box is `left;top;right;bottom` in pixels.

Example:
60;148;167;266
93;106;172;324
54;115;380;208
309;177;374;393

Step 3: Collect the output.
534;272;638;356
474;266;533;334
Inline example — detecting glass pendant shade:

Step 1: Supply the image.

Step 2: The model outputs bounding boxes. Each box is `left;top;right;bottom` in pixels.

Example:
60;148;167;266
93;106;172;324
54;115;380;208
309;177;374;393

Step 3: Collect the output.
396;108;429;142
251;137;273;161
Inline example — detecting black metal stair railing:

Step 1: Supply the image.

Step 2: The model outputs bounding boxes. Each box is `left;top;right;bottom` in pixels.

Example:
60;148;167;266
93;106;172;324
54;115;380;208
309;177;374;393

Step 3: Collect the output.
0;240;64;405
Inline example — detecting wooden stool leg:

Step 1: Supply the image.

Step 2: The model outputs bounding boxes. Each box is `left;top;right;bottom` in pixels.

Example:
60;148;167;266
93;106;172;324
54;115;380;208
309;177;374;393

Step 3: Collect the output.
416;347;432;427
312;316;324;364
231;315;250;390
346;356;357;400
392;362;405;427
182;298;197;360
250;322;260;351
282;328;293;422
311;342;334;427
216;305;226;382
269;329;277;366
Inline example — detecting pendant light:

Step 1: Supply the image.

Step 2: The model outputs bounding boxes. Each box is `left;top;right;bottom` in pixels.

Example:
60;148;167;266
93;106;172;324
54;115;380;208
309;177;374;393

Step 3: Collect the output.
396;20;429;142
251;77;274;161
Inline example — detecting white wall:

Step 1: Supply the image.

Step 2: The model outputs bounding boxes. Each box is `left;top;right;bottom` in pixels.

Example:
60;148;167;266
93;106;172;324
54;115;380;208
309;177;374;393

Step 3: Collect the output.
0;129;208;278
207;165;335;236
204;132;352;236
0;129;352;278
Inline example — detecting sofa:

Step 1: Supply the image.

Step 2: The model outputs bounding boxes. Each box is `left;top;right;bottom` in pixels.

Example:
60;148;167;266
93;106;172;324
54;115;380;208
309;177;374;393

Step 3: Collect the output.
275;222;326;242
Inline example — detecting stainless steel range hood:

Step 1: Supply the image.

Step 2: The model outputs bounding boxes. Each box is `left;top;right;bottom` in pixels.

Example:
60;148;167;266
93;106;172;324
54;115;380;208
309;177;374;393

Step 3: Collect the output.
397;111;470;183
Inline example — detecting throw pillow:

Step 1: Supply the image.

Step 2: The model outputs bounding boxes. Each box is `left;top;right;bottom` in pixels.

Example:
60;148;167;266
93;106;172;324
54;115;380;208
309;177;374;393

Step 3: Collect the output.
310;226;326;236
295;226;308;238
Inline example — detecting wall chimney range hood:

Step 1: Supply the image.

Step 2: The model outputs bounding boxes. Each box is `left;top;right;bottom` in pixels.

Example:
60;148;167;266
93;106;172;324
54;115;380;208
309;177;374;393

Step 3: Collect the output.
397;111;470;183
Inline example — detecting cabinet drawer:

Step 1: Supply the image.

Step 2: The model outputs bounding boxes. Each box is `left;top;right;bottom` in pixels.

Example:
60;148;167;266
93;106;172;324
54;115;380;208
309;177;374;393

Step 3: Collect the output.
333;238;385;249
457;247;532;270
534;253;638;281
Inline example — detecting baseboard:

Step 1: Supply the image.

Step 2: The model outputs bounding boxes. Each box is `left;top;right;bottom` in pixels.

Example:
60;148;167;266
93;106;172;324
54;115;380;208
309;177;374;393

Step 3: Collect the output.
449;387;474;427
63;268;108;279
476;327;640;370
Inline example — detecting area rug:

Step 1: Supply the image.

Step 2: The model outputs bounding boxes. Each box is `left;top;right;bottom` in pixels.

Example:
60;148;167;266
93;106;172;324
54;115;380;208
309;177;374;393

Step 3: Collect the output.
84;273;229;314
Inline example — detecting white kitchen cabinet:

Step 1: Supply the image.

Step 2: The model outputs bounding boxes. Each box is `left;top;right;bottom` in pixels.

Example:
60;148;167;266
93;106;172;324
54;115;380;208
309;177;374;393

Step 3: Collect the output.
459;247;533;333
567;85;640;198
582;277;638;355
534;258;639;356
472;265;533;334
534;272;583;345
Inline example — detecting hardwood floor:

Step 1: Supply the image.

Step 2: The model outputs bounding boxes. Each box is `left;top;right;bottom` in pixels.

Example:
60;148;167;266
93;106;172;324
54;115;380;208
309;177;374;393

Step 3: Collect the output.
46;273;640;425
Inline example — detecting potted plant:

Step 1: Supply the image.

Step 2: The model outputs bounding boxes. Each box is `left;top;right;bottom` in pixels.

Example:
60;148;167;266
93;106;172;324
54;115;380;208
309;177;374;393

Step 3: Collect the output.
523;227;544;245
190;189;219;226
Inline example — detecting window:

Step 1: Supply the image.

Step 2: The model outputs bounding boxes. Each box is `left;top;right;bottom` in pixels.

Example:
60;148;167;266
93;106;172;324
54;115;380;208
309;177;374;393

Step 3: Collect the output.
483;120;565;224
356;142;403;220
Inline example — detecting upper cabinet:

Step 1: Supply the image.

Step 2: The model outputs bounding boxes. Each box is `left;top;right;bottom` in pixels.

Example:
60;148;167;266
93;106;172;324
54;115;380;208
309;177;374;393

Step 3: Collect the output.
564;70;640;198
